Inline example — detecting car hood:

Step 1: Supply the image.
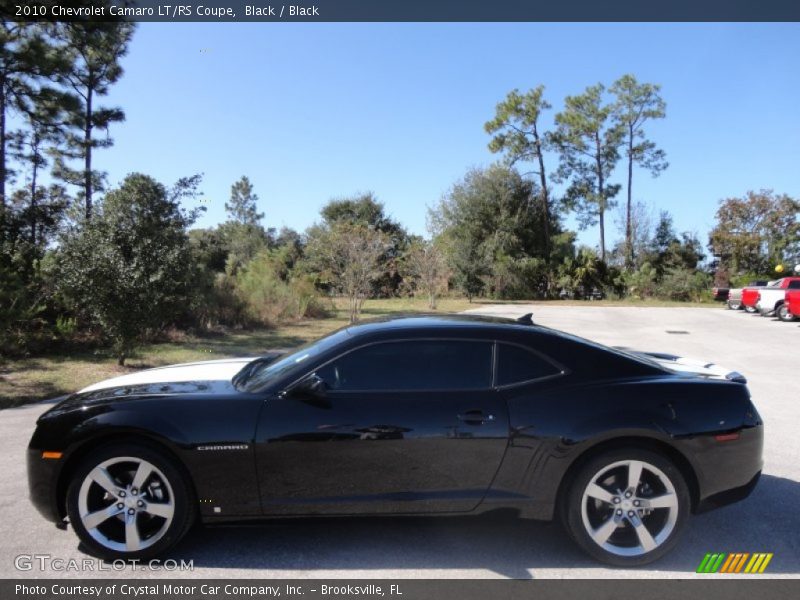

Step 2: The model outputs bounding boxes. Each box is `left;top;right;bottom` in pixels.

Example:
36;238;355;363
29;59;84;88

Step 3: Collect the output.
78;357;258;394
615;348;747;383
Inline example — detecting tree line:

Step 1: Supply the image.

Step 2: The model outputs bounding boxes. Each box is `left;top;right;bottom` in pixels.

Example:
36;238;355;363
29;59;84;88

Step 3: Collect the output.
2;19;798;365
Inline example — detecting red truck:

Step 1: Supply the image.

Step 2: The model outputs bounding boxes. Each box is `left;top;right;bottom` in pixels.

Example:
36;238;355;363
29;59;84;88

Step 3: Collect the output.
780;288;800;321
742;277;800;313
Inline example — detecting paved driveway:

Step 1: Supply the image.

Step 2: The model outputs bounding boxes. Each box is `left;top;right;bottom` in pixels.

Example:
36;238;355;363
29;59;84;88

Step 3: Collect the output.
1;305;797;578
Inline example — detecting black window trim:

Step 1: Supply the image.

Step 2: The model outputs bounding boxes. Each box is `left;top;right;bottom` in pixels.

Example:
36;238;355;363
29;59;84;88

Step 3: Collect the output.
491;340;568;390
283;337;498;394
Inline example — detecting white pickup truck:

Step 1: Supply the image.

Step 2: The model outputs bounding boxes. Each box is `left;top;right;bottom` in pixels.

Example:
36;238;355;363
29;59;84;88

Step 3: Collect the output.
727;279;768;310
755;277;800;316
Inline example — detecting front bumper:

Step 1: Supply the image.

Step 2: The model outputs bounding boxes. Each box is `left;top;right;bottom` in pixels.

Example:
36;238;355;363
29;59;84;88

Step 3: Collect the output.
27;447;64;524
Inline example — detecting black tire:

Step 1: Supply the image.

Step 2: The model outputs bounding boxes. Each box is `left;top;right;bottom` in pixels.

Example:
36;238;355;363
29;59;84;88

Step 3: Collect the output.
744;305;757;313
777;304;796;322
66;442;196;561
727;299;742;310
561;448;690;567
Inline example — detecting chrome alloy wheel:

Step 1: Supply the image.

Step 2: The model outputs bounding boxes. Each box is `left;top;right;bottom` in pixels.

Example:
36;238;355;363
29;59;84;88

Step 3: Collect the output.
580;459;679;557
77;456;175;553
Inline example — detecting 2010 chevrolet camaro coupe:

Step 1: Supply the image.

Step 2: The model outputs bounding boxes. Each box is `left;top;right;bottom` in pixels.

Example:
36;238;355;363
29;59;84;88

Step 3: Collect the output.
28;314;763;566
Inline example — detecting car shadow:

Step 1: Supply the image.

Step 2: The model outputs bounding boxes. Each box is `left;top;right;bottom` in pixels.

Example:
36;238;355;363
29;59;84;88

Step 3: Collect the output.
159;474;799;578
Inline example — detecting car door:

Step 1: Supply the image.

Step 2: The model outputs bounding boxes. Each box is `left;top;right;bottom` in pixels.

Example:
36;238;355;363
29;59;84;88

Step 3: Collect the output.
254;338;510;515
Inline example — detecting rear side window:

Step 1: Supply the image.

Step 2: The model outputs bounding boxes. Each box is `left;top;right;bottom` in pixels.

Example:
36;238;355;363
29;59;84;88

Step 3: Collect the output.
788;280;800;290
317;340;493;391
496;343;561;386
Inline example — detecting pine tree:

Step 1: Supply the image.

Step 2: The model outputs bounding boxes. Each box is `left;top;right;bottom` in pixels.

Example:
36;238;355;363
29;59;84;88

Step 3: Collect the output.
553;84;624;262
0;22;59;215
52;20;134;220
13;87;77;246
611;75;668;269
221;176;268;274
225;175;264;225
485;85;554;258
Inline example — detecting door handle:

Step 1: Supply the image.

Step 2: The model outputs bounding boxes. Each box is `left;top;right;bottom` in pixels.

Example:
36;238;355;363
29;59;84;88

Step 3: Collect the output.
457;410;496;425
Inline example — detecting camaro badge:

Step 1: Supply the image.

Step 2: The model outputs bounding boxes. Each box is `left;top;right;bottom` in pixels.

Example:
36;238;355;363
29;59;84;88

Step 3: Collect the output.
196;444;249;451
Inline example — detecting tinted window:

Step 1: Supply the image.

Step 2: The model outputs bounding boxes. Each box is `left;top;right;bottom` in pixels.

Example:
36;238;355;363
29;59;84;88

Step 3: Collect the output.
237;327;352;392
496;343;560;386
316;340;493;391
788;280;800;290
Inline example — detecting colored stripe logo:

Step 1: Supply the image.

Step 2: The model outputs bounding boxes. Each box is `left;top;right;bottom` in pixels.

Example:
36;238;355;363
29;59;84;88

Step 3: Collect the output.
696;552;773;574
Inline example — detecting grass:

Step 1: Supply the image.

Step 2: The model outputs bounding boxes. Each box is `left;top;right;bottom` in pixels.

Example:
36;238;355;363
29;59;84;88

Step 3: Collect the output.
0;297;473;409
0;295;720;409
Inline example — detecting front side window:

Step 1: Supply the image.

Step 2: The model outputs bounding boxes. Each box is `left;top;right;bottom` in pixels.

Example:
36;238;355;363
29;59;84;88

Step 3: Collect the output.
495;343;561;386
316;340;493;392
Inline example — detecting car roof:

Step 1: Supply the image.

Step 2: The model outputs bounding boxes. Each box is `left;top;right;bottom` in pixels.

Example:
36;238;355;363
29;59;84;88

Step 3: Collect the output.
337;314;670;379
343;313;540;337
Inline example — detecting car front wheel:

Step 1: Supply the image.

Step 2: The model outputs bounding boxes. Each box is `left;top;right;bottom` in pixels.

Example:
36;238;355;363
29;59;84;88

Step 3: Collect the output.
727;300;742;310
777;304;796;322
66;443;195;561
563;449;690;566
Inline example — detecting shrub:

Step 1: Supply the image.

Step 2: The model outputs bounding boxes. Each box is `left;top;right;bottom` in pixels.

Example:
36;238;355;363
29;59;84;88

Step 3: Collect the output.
625;262;659;299
188;271;249;329
54;315;78;339
236;251;327;326
56;174;197;365
656;267;712;302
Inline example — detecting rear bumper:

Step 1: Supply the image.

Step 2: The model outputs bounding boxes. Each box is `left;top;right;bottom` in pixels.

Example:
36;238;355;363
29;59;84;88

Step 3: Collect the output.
696;471;760;513
675;424;763;513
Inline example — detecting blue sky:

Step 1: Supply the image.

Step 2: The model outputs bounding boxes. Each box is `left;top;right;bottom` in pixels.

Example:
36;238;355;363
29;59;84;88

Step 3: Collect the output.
96;22;800;250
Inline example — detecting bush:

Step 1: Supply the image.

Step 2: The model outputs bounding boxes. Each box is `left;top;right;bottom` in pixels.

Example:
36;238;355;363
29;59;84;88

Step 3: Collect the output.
656;268;712;302
56;174;197;365
0;260;56;355
556;248;622;299
54;315;78;339
625;263;659;299
491;256;548;299
236;251;328;326
187;271;249;329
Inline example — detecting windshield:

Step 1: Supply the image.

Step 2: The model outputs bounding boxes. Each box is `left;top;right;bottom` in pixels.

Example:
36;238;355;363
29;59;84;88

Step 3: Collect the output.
234;327;352;393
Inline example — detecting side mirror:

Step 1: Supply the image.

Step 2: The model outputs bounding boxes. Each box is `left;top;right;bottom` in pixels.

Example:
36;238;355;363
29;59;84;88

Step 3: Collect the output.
287;374;331;408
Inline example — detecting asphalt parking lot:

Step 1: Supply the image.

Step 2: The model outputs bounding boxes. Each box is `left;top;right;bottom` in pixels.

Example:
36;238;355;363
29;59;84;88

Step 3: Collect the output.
1;305;797;579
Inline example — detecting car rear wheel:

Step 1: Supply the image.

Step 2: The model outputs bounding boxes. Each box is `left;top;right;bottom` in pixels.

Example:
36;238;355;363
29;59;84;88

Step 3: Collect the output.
66;443;195;561
777;304;796;322
727;300;742;310
744;305;757;313
562;449;690;566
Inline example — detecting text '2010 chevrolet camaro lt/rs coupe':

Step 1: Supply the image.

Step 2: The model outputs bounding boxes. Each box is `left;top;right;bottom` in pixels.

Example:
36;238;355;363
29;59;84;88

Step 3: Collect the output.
27;314;763;566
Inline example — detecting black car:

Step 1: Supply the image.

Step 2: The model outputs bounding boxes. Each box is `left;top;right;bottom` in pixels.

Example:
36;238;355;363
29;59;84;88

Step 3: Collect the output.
27;314;764;566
